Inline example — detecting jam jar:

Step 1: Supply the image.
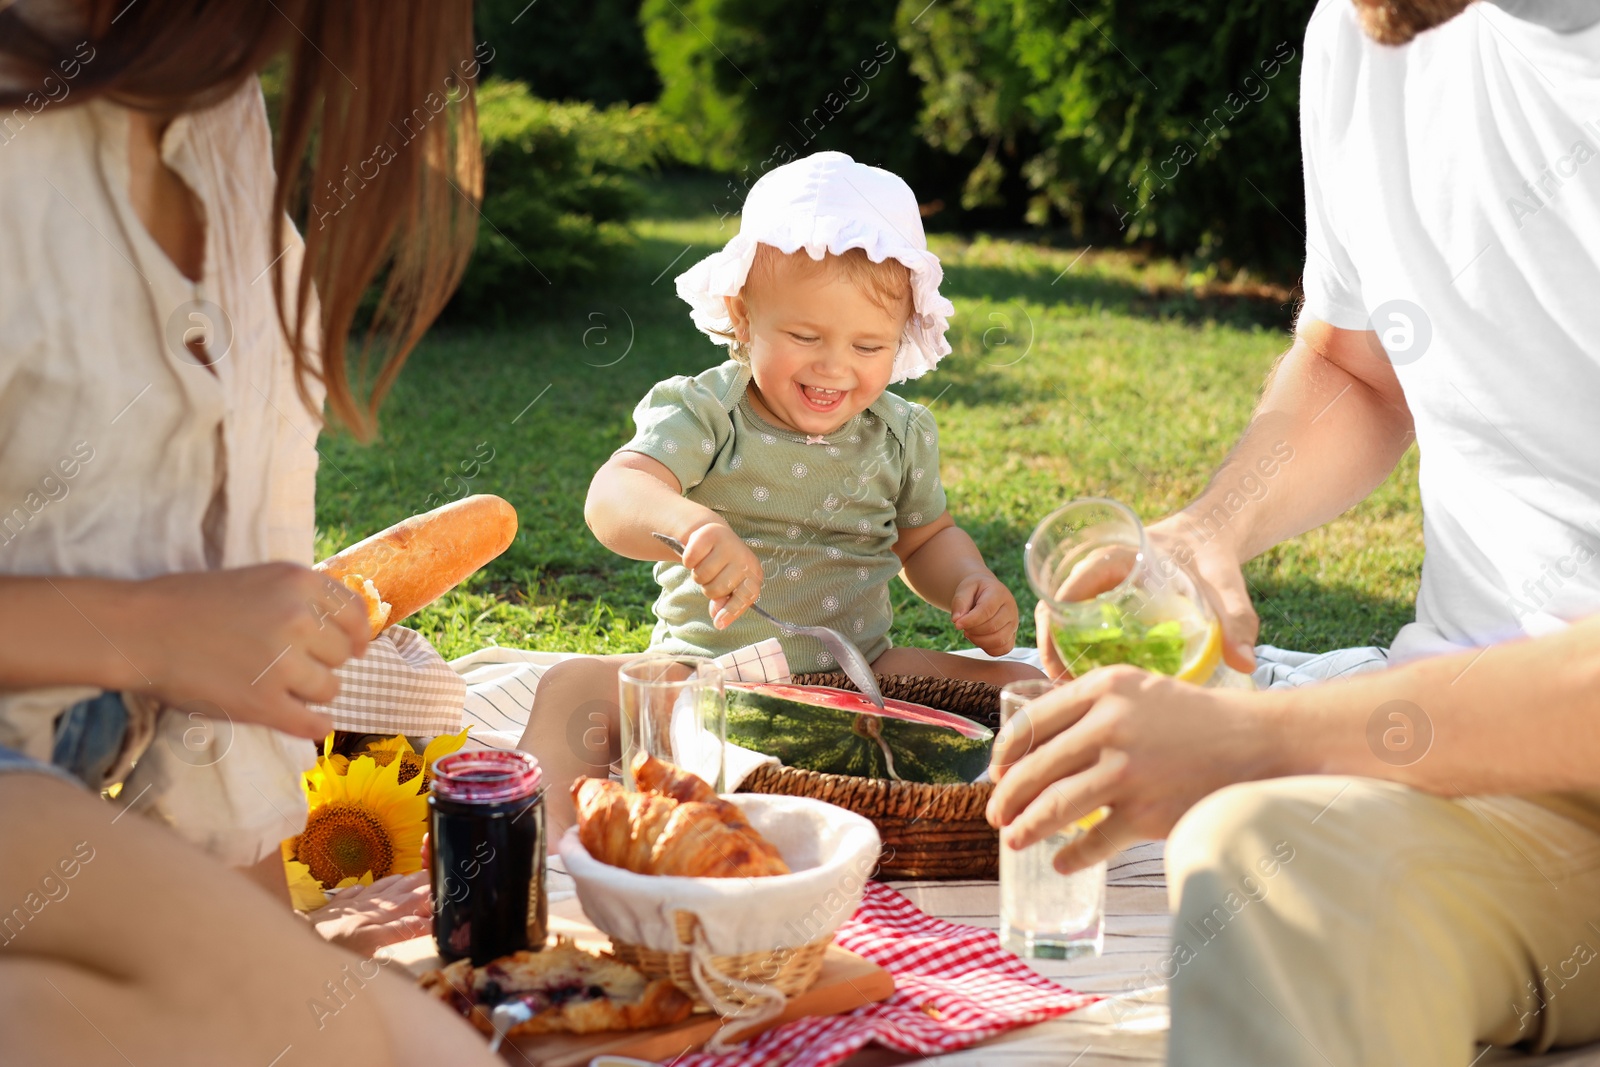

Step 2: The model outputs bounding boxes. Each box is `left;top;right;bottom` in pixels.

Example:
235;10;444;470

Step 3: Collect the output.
428;749;548;965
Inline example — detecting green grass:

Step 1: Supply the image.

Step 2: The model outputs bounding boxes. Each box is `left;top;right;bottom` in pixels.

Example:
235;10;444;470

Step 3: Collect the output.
315;172;1424;662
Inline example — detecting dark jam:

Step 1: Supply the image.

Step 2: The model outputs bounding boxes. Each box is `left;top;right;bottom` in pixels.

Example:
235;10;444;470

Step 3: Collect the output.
429;749;547;965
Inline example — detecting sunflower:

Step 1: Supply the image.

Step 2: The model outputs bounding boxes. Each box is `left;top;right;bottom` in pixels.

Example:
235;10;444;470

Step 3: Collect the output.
362;726;470;792
294;754;427;888
305;733;348;793
281;839;330;912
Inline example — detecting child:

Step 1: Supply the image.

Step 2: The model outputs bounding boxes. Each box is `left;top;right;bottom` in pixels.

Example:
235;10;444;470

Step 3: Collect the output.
525;151;1040;828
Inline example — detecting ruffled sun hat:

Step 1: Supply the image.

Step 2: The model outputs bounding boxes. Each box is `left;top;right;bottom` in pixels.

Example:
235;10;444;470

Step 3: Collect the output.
674;151;955;383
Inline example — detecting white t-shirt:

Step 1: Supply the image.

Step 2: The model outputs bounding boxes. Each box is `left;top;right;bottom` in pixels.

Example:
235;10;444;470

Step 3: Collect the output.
1299;0;1600;662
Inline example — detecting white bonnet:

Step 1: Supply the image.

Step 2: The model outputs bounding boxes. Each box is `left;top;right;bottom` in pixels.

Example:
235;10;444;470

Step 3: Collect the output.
674;151;954;383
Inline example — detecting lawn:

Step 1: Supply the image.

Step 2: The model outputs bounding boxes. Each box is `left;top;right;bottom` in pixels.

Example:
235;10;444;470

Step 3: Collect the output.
314;173;1424;663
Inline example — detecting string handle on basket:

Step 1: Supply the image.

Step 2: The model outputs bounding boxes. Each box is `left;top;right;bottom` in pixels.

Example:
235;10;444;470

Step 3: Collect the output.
676;909;788;1054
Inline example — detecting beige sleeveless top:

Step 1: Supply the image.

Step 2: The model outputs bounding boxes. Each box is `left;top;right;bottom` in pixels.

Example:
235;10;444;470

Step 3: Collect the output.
0;77;324;863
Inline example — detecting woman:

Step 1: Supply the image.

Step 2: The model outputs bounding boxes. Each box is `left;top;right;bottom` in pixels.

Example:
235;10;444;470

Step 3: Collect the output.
0;3;498;1060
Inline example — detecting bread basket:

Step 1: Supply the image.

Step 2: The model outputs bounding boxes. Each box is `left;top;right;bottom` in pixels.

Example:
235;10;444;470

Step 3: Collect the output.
736;672;1003;879
559;793;880;1030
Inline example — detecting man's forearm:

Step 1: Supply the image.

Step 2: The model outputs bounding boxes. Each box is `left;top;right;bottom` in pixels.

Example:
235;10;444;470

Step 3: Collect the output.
1266;615;1600;795
1179;321;1414;563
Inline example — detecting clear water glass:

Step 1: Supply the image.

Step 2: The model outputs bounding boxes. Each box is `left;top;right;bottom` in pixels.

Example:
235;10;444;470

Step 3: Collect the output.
996;679;1106;960
617;655;726;792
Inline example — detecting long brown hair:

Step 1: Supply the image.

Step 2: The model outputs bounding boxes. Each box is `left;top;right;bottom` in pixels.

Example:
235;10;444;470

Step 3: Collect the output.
0;0;483;439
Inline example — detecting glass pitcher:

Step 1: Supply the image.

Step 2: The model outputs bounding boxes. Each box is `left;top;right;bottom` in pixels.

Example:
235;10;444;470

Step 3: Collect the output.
1024;498;1253;688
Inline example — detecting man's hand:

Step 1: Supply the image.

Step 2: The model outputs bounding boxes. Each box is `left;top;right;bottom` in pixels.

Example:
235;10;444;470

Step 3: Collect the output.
1147;514;1260;672
122;563;369;739
986;666;1282;873
681;520;763;629
951;571;1019;656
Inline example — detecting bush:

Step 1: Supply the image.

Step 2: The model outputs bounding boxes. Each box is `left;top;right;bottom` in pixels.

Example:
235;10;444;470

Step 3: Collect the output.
450;80;673;317
475;0;661;107
639;0;926;183
896;0;1316;274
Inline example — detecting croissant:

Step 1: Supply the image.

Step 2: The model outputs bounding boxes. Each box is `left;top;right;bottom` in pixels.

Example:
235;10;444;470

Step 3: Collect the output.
629;752;789;875
571;759;790;878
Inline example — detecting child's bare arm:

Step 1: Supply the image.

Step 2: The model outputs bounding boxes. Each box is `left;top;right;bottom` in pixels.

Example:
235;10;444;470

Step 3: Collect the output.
585;453;763;626
585;452;705;561
896;512;1021;655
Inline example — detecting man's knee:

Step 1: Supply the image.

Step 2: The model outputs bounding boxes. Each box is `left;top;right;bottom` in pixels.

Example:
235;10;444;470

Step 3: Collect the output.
1167;777;1335;905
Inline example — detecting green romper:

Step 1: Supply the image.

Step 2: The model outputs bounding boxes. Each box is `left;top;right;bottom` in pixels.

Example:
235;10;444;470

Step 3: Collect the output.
617;360;948;673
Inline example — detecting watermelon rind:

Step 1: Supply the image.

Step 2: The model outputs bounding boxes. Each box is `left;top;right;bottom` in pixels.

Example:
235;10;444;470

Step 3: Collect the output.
725;683;993;784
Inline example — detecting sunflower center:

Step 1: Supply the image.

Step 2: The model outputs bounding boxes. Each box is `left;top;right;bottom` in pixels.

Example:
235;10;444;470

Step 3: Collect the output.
297;801;396;886
395;751;424;787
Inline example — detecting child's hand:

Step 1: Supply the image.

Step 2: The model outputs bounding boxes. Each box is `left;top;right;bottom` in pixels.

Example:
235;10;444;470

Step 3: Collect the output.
951;572;1020;656
681;521;763;629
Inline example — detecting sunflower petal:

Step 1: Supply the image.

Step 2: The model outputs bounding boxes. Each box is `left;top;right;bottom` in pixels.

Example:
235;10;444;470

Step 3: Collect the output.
421;726;471;768
284;859;330;912
363;734;417;756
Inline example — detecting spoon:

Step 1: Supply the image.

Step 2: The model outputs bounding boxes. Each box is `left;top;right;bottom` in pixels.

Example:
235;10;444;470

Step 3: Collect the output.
651;531;886;709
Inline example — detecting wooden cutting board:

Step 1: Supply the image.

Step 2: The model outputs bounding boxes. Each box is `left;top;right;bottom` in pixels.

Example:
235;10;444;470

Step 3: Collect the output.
382;890;895;1066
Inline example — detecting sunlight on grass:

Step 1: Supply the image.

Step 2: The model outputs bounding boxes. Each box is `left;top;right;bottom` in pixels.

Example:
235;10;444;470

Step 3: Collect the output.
315;173;1423;660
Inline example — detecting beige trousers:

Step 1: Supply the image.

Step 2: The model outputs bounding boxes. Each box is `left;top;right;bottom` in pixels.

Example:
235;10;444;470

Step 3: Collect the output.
1165;776;1600;1066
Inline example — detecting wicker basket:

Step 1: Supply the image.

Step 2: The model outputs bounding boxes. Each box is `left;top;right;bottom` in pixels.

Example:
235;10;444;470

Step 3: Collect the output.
609;910;829;1006
736;672;1002;879
560;794;880;1016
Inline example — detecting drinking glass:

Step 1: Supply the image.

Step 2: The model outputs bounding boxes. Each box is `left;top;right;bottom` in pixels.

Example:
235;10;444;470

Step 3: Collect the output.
996;679;1106;960
617;655;726;793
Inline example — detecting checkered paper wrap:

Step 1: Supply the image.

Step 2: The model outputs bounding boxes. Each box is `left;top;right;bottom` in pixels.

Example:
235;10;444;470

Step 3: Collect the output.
315;626;467;736
674;880;1099;1067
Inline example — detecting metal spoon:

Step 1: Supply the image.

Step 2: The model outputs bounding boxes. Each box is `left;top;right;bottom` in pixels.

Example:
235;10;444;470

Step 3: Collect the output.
651;531;886;709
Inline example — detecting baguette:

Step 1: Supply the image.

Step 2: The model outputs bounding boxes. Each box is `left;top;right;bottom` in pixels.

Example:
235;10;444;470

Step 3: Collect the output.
316;495;518;636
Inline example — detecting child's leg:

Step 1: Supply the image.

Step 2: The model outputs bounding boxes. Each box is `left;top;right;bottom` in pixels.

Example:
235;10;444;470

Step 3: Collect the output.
870;646;1045;687
516;653;634;839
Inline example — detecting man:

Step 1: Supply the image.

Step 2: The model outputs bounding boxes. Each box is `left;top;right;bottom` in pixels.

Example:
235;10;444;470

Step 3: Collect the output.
987;0;1600;1063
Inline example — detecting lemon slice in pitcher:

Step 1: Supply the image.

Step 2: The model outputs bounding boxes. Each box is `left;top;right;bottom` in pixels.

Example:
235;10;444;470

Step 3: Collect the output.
1174;616;1224;684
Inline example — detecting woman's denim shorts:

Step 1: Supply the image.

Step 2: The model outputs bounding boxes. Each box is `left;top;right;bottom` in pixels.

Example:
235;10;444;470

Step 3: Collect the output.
0;691;130;790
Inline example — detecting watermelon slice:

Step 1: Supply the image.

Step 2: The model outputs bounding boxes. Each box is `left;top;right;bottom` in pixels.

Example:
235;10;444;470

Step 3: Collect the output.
726;683;994;785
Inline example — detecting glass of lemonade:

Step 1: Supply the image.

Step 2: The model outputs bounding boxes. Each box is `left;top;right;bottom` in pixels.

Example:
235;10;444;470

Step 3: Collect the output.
1024;498;1252;688
996;679;1106;960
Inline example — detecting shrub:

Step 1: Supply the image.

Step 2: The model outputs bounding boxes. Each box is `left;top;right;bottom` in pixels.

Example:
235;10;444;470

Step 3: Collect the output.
638;0;925;183
896;0;1316;274
474;0;661;107
450;80;673;317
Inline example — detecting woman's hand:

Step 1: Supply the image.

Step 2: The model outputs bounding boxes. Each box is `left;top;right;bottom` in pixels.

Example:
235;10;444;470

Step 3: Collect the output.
308;871;433;957
986;666;1284;873
122;563;368;739
681;520;763;629
951;572;1019;656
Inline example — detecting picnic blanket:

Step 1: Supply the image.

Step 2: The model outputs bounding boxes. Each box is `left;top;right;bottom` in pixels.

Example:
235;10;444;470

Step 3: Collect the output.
674;880;1100;1067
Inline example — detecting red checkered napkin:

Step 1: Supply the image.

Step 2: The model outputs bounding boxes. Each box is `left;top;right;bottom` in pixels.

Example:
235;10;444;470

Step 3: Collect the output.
673;881;1100;1067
